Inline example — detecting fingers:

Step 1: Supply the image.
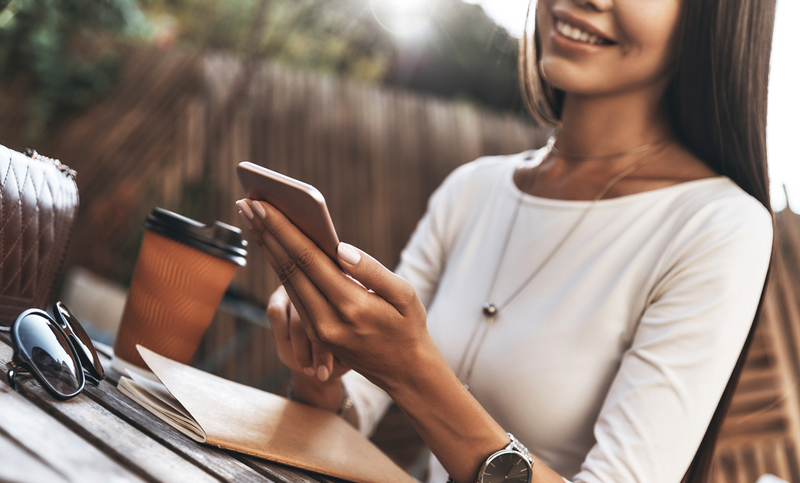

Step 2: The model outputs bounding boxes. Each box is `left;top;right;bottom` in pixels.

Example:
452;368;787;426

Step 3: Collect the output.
246;198;416;316
266;286;291;344
289;308;314;376
294;304;336;381
266;283;335;381
337;243;422;316
247;200;367;308
245;199;350;329
290;302;329;379
266;286;311;373
246;202;341;382
241;199;345;366
241;202;321;334
237;202;254;230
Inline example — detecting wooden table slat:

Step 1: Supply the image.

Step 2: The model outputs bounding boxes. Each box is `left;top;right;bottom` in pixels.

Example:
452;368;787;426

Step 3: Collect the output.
0;341;221;483
0;375;146;483
235;454;346;483
0;430;71;483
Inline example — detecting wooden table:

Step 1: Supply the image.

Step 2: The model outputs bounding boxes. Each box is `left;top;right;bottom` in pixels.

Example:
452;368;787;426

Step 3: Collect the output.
0;334;349;483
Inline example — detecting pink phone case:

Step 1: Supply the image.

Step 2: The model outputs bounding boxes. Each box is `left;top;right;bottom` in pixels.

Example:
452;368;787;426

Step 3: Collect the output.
237;162;340;260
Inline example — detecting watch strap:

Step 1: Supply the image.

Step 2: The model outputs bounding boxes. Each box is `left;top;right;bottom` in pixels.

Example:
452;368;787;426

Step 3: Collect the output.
506;432;534;466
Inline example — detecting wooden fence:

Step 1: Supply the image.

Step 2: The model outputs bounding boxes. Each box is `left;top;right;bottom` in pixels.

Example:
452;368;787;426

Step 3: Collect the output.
711;208;800;483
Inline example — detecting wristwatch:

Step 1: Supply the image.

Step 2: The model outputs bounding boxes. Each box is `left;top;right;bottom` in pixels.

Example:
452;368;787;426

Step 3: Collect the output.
447;433;534;483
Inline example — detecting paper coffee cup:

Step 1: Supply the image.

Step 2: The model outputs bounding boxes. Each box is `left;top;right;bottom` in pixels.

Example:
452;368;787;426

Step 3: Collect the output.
112;208;247;370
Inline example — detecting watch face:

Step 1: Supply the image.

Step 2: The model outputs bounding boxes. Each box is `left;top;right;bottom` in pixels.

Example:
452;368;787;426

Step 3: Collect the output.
481;451;531;483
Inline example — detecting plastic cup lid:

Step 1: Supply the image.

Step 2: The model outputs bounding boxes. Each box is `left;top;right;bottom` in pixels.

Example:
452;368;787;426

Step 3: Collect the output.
143;208;247;266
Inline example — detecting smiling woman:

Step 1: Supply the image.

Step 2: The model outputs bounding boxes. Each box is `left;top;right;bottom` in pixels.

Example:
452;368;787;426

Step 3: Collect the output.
477;0;798;211
239;0;778;482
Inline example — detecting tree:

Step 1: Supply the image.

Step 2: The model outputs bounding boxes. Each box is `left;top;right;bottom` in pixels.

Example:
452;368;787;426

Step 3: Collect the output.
0;0;150;139
139;0;524;113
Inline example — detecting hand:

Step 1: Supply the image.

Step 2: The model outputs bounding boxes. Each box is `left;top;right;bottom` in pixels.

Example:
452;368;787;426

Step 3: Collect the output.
266;285;349;382
239;201;351;414
238;198;431;392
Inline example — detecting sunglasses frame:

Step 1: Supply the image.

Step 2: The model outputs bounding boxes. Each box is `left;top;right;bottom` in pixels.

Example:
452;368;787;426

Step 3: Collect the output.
52;301;105;382
6;304;105;400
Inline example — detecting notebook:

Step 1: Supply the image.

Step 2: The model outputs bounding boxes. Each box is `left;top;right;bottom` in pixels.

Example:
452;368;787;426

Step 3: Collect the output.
117;345;414;483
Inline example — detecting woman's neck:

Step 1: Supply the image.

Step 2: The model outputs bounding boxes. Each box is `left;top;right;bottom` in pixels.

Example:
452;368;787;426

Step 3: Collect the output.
555;89;673;159
515;86;717;200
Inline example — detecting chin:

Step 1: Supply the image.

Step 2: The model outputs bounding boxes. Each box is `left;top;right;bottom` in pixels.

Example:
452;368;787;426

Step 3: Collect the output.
542;57;671;99
540;58;605;95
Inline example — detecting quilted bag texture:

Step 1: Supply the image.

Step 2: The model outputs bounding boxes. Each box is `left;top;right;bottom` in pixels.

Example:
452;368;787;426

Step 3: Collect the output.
0;144;79;325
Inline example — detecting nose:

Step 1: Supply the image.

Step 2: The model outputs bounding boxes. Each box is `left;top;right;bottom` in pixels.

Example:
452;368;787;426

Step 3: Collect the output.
573;0;612;12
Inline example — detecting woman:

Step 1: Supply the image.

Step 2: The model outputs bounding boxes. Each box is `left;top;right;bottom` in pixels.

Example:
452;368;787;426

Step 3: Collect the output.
236;0;776;481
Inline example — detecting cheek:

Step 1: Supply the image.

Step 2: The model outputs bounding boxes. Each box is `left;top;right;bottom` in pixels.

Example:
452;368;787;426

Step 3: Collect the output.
618;2;681;62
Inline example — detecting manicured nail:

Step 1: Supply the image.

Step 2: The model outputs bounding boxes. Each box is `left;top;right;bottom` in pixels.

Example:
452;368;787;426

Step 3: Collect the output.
238;211;253;230
303;367;315;377
337;243;361;265
236;200;254;219
252;200;267;219
317;365;330;382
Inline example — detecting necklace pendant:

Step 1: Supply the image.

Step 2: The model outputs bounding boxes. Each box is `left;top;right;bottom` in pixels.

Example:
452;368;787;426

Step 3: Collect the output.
482;302;498;317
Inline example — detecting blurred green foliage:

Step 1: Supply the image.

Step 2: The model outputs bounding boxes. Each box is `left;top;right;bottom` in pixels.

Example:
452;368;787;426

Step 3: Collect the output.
0;0;151;139
0;0;524;139
140;0;524;112
141;0;395;82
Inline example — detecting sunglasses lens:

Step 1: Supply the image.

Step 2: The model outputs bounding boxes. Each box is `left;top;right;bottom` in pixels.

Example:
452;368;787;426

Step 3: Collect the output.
15;311;82;397
54;302;105;380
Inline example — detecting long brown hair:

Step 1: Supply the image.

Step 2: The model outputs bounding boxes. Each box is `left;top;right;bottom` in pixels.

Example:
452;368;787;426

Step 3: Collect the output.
519;0;777;481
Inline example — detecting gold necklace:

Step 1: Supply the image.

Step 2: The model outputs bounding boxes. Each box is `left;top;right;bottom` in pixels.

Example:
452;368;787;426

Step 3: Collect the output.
455;136;672;390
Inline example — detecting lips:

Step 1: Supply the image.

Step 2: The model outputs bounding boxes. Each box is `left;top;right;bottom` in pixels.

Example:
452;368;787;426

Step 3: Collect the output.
554;18;615;46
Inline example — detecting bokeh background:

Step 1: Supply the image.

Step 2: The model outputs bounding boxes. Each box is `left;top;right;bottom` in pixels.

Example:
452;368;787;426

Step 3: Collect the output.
1;1;799;481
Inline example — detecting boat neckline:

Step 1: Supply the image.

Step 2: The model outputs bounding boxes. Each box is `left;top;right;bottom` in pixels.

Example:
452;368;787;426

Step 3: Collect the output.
504;149;731;210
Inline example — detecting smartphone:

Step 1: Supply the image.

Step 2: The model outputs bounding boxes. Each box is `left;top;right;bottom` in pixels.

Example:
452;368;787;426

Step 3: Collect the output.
236;162;340;260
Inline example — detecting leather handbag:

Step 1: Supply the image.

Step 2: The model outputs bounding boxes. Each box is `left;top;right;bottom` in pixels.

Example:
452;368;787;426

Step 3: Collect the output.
0;144;79;326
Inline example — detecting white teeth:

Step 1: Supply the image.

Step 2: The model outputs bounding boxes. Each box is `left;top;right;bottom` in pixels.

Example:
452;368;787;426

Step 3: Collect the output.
555;19;608;45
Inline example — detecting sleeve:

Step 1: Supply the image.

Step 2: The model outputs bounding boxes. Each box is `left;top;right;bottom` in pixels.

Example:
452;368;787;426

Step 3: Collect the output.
343;163;470;436
571;196;773;483
395;161;469;308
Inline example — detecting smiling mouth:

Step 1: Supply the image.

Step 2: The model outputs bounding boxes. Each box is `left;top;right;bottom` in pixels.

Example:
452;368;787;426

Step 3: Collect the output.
554;18;615;46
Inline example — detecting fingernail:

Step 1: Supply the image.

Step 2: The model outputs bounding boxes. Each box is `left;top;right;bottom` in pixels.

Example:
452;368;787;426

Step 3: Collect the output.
303;367;315;377
236;200;254;219
252;200;267;219
238;211;253;230
337;243;361;265
317;365;330;382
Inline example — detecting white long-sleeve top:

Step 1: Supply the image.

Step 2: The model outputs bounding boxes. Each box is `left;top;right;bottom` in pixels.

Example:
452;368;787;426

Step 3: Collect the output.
342;148;773;483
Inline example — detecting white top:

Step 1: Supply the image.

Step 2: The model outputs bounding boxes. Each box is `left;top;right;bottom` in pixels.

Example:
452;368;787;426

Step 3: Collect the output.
342;148;773;483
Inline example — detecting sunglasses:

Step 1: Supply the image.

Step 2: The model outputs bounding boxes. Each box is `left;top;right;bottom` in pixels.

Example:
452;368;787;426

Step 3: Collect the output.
1;302;106;400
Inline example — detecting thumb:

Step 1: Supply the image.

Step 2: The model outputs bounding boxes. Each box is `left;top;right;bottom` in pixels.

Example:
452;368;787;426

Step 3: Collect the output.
312;343;334;382
336;242;419;313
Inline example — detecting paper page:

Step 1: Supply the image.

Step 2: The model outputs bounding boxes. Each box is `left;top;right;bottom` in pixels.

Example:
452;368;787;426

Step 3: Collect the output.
127;370;194;421
117;376;206;442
